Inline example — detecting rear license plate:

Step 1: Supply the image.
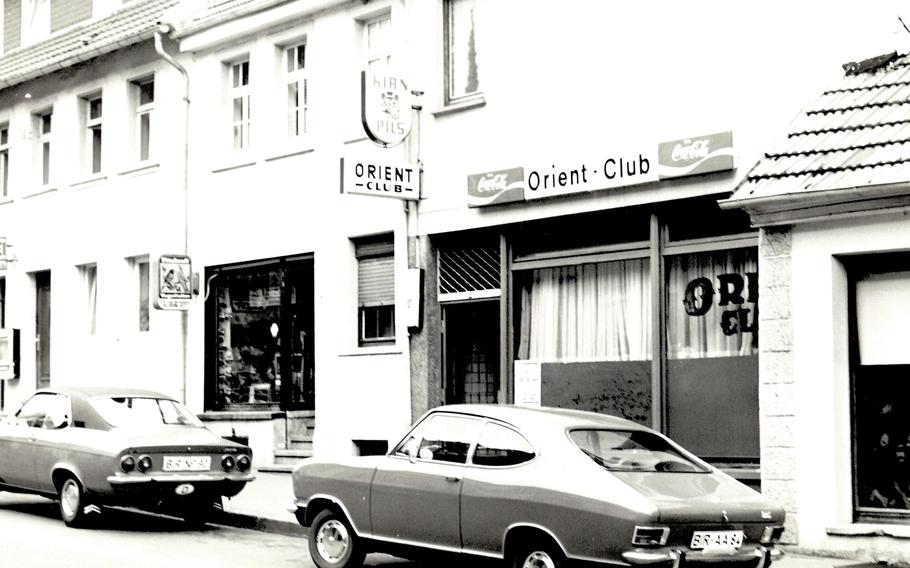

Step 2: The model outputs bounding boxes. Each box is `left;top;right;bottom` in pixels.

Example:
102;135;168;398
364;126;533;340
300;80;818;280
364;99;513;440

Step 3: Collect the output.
690;530;744;550
163;455;211;472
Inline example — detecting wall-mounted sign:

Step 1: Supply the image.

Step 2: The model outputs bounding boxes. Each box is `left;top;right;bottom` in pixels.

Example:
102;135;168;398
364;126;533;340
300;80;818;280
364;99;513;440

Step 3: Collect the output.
658;131;734;179
361;71;412;148
514;360;542;407
154;254;193;310
467;167;525;207
341;156;420;200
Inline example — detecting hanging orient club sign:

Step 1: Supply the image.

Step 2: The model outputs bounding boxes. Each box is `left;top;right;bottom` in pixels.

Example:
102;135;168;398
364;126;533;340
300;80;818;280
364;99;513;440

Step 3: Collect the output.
361;71;413;148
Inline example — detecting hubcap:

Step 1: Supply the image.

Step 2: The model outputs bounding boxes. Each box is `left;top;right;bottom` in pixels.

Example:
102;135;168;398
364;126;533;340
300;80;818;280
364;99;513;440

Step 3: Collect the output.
316;519;350;563
522;551;556;568
61;480;80;518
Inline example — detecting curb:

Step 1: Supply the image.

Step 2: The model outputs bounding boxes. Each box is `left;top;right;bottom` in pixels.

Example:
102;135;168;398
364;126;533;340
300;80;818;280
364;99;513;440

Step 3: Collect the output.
214;510;305;537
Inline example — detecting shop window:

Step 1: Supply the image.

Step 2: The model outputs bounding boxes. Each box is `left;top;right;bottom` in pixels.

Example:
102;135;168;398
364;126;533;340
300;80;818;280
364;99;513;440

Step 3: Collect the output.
444;0;481;105
210;259;314;410
284;42;308;138
228;58;251;150
354;235;395;345
850;256;910;520
665;248;759;462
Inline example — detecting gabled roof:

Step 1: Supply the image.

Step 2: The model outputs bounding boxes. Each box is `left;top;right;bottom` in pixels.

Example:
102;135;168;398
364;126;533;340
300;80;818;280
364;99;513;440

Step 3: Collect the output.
0;0;179;90
721;52;910;225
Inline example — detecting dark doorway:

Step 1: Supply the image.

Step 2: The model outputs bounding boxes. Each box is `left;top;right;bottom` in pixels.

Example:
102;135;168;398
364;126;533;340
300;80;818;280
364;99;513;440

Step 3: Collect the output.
444;300;499;404
35;271;51;389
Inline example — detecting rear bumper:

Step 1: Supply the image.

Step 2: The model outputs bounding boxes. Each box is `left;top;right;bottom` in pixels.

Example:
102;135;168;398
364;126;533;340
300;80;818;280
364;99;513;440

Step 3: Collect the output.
622;545;783;567
104;474;254;499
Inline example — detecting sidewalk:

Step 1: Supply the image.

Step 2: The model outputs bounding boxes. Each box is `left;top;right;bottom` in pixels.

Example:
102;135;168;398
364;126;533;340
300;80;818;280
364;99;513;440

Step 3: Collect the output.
218;471;864;568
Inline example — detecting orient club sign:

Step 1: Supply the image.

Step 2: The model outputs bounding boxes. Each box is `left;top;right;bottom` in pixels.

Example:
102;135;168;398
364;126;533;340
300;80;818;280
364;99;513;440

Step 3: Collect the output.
361;71;413;148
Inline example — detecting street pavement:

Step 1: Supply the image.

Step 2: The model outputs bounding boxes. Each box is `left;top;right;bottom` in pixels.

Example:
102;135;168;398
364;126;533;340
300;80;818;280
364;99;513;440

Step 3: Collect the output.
221;469;861;568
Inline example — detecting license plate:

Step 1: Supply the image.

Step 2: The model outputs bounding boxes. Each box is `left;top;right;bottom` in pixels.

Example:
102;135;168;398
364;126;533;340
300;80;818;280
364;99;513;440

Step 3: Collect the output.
690;530;744;550
163;455;211;472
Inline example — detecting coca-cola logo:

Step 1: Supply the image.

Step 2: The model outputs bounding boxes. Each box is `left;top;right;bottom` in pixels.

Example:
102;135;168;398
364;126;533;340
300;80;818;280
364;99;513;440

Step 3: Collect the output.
672;139;710;162
476;173;509;193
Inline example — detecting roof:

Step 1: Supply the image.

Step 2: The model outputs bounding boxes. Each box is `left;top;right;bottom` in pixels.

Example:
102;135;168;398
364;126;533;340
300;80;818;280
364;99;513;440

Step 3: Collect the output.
39;386;173;400
722;51;910;224
436;404;645;431
0;0;179;90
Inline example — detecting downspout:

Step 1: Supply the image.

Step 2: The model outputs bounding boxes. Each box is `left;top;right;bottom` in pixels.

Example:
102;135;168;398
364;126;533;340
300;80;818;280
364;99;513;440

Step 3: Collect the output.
154;25;191;404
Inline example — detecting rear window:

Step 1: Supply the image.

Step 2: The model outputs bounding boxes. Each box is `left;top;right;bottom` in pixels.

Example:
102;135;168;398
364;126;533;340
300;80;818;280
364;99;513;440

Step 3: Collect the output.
91;396;203;429
569;429;709;473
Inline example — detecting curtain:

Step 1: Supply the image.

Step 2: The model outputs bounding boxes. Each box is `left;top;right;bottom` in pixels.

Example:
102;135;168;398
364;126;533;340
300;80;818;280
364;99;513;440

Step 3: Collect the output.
517;258;651;362
666;248;758;359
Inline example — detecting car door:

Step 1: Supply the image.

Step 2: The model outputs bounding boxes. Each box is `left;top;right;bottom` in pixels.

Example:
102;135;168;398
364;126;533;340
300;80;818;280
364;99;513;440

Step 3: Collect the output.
0;393;60;489
370;413;483;551
28;393;72;493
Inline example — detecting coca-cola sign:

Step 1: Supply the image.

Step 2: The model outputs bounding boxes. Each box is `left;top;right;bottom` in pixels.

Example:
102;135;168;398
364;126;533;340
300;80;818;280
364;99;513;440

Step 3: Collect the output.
467;167;525;207
658;131;734;179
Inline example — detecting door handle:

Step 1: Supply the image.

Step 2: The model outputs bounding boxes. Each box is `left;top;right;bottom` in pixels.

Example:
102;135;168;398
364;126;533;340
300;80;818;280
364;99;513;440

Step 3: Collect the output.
444;475;461;483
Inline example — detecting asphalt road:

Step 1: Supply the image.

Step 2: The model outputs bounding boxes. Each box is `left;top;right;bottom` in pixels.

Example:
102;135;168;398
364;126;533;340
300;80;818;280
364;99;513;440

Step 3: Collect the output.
0;492;426;568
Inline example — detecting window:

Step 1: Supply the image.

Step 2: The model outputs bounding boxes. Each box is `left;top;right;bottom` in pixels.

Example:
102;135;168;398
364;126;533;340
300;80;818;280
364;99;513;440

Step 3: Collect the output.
90;396;202;428
354;234;395;345
35;270;50;388
472;423;535;467
21;0;50;46
0;124;8;197
229;59;251;150
132;77;154;161
570;429;709;473
444;0;481;104
394;413;482;464
849;254;910;520
79;264;97;335
137;258;149;332
285;42;308;138
363;14;391;72
83;94;103;174
34;109;52;187
16;392;69;429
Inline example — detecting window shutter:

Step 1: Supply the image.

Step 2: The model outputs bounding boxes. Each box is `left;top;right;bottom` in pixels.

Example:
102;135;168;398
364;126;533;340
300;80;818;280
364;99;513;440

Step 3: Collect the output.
359;256;394;306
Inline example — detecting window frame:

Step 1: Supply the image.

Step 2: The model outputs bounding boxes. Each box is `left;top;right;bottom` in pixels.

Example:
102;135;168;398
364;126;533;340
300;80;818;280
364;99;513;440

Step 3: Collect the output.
363;13;391;72
443;0;482;106
83;93;103;175
284;41;309;140
470;421;537;468
131;76;155;162
34;109;52;188
228;58;252;151
78;263;98;335
354;234;395;346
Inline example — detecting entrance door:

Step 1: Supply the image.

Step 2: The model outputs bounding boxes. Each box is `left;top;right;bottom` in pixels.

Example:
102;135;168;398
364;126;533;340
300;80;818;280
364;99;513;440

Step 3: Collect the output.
444;301;499;404
35;271;51;388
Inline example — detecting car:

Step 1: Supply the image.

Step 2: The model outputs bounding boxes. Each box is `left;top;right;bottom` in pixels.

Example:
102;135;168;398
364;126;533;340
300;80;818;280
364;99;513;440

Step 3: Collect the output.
0;386;254;527
292;404;785;568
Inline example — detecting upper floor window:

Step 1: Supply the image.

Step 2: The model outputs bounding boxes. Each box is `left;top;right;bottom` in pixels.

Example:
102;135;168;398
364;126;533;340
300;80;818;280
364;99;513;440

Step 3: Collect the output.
83;94;103;174
131;77;154;162
354;234;395;345
285;42;308;139
78;263;97;335
34;109;52;187
229;59;251;150
363;14;391;72
444;0;481;104
0;124;9;198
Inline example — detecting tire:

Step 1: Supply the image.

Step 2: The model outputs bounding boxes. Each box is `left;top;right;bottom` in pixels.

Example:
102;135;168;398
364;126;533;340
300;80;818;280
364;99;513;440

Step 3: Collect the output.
58;476;92;528
510;539;565;568
308;509;366;568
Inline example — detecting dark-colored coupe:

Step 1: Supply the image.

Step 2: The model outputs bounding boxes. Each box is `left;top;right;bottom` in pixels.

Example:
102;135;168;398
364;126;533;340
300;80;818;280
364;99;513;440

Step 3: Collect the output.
292;404;785;568
0;386;254;527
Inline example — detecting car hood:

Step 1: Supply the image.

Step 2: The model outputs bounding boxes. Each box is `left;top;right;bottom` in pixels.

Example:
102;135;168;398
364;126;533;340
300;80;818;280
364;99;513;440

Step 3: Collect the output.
614;471;785;524
114;426;245;451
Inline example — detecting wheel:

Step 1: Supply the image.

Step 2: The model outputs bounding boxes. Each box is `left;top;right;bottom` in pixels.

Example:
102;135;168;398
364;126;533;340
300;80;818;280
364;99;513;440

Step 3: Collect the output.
511;540;565;568
58;476;92;528
308;509;366;568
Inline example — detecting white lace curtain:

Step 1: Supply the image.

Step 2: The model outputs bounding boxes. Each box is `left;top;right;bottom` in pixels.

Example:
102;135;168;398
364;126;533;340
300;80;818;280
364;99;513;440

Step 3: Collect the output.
516;259;651;362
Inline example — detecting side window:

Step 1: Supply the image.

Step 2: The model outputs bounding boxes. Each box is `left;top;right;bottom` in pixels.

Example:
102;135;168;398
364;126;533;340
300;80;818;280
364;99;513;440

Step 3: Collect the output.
472;423;535;467
394;413;481;464
16;393;69;429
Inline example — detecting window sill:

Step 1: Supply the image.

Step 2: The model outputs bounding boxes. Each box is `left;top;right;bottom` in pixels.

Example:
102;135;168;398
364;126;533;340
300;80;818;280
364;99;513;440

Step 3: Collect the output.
343;136;370;145
264;145;315;162
0;196;12;206
212;155;258;173
431;95;486;118
22;186;58;199
118;161;160;178
339;345;403;357
71;174;108;190
827;524;910;539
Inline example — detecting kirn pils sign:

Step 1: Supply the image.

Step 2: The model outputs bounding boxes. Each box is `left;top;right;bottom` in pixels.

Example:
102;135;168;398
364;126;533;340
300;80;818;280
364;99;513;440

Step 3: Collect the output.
361;71;412;148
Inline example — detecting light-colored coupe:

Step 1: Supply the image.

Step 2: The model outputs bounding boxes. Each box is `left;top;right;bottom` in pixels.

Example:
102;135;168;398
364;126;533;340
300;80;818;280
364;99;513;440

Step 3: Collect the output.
0;386;253;527
292;404;785;568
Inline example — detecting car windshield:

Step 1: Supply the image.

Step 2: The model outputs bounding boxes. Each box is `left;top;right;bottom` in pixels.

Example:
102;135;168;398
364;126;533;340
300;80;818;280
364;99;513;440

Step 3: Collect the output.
90;396;204;429
569;429;709;473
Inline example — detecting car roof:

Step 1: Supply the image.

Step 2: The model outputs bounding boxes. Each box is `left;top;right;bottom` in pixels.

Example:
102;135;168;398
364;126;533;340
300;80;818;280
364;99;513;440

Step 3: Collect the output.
432;404;650;432
38;386;175;401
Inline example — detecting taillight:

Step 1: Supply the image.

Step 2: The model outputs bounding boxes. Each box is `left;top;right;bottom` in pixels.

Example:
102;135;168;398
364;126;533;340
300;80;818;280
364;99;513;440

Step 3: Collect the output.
236;455;251;472
120;455;136;473
221;455;236;471
137;455;153;473
761;525;785;544
632;526;670;546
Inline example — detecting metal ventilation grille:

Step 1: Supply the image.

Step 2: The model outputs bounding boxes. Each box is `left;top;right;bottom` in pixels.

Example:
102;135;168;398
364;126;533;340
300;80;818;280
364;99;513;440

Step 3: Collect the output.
438;246;501;302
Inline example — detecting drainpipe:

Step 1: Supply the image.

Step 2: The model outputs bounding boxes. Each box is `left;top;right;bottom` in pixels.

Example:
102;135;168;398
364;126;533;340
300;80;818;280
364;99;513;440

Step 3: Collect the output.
154;25;191;404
